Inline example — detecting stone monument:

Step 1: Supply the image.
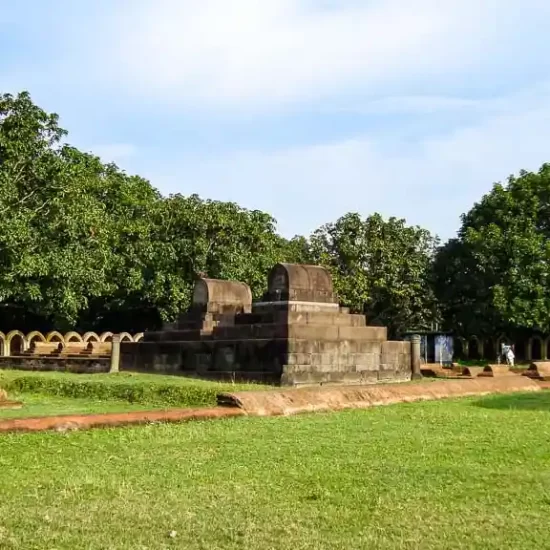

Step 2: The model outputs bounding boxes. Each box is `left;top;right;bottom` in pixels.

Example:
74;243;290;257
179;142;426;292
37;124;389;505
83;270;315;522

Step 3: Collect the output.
121;263;416;386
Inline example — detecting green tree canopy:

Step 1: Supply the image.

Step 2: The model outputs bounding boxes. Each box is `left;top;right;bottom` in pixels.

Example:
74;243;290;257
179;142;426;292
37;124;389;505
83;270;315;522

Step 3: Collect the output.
310;212;439;337
0;91;309;332
434;164;550;337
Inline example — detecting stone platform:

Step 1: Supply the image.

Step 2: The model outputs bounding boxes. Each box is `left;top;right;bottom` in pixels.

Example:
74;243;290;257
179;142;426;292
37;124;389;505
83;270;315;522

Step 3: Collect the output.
121;263;415;386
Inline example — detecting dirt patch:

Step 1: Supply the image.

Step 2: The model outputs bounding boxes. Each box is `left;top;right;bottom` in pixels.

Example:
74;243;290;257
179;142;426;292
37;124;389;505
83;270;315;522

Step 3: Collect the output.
0;407;244;433
524;362;550;381
461;366;485;378
0;377;542;433
421;366;461;378
478;365;514;377
218;377;540;416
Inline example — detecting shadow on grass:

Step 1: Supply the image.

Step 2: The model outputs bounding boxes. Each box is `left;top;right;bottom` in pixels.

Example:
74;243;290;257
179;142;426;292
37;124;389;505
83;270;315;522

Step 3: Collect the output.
474;391;550;411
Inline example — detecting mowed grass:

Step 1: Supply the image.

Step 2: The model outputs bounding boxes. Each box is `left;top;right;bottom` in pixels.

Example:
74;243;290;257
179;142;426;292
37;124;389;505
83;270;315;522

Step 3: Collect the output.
1;392;550;549
0;394;167;419
0;370;270;418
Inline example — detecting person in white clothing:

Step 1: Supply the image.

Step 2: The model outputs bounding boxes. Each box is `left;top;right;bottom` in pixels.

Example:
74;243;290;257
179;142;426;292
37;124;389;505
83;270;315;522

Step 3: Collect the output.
506;346;515;367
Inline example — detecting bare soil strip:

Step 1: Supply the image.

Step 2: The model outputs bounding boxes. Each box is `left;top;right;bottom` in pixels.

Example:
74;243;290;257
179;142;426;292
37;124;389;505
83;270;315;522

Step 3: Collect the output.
0;377;542;433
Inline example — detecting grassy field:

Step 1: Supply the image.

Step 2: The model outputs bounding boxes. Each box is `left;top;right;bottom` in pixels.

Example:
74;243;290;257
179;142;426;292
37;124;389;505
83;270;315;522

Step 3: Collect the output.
1;391;550;549
0;370;269;417
0;394;168;419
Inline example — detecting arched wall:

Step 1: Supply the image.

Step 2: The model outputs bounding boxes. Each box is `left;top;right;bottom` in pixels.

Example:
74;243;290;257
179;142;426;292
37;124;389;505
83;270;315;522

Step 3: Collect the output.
528;336;544;361
46;331;65;344
467;336;482;359
0;331;141;356
0;331;7;357
7;330;26;355
64;331;84;343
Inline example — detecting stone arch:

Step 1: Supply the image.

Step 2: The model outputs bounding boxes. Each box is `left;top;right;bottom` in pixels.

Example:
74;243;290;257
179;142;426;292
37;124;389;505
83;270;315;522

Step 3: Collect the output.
100;331;113;342
7;330;26;355
82;332;100;343
133;332;144;342
467;336;482;360
64;331;83;343
528;335;544;361
0;331;7;357
495;335;510;361
483;339;496;361
454;337;466;359
514;339;526;361
496;335;510;351
119;332;133;342
26;330;46;345
45;331;65;348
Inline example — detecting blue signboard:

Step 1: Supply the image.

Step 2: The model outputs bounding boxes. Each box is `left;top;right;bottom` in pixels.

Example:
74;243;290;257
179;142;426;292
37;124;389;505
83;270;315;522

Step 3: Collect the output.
419;335;428;363
435;335;454;365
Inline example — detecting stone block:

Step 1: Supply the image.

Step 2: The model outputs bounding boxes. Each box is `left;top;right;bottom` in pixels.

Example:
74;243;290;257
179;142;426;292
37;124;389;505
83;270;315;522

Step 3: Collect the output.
338;326;387;341
286;353;312;366
124;262;412;385
382;340;408;354
265;263;338;304
356;340;383;354
354;353;380;371
289;325;339;341
332;314;367;327
192;278;252;314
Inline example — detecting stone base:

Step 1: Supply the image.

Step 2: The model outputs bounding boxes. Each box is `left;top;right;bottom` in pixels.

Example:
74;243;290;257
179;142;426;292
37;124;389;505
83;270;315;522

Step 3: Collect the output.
122;265;415;385
0;356;110;373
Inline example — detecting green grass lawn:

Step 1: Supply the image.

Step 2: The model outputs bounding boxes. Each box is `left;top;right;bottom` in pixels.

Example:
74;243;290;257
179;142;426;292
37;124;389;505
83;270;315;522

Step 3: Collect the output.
0;393;168;419
1;392;550;549
0;370;269;417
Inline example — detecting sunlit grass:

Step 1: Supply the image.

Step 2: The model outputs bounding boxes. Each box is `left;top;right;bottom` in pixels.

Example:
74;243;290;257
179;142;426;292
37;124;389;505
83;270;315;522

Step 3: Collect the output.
1;392;550;549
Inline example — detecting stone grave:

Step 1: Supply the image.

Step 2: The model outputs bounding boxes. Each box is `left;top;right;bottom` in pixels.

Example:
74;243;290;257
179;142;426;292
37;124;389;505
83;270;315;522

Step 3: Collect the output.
121;263;416;386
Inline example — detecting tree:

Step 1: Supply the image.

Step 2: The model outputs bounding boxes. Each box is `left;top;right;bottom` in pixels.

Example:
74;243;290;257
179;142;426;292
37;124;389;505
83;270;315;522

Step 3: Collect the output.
310;212;439;337
278;235;313;265
0;91;165;331
150;195;293;311
0;92;113;329
434;164;550;337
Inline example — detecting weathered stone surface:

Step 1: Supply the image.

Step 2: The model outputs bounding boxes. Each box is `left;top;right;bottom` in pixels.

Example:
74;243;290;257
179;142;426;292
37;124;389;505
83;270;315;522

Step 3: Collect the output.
0;356;110;373
192;278;252;314
265;263;337;304
121;263;414;386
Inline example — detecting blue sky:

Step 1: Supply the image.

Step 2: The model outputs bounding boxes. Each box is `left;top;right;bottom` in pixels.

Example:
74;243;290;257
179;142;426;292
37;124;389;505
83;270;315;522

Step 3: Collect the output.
2;0;550;241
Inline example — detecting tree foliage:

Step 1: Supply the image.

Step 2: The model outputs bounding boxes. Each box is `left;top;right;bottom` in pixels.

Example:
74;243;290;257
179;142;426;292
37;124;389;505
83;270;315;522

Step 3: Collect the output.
310;212;439;337
16;89;550;341
434;164;550;336
0;91;309;332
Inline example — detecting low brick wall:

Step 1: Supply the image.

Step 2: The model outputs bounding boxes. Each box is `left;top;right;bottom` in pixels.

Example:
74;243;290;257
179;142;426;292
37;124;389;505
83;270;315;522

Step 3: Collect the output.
0;356;110;373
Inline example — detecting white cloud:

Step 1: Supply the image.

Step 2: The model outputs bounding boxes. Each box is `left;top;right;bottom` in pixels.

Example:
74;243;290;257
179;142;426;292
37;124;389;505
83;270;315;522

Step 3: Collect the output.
102;0;541;110
4;0;550;245
336;96;482;116
142;84;550;240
